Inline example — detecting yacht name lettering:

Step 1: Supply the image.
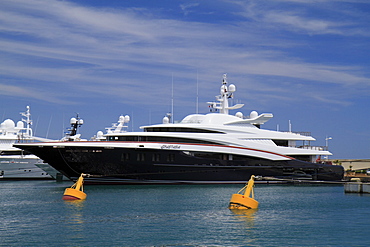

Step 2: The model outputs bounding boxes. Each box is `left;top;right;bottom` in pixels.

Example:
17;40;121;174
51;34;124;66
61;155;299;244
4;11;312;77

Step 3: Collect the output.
161;145;181;149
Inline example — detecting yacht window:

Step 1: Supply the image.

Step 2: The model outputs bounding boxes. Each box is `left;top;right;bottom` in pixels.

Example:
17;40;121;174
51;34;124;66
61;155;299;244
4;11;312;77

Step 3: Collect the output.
137;153;145;161
289;155;311;162
121;153;130;161
272;140;289;147
108;135;222;145
167;154;175;162
144;127;224;133
191;152;222;160
152;153;160;162
230;154;262;161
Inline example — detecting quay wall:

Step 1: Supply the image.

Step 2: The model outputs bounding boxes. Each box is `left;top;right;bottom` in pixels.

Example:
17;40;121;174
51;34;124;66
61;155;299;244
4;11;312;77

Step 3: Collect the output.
330;159;370;171
344;182;370;194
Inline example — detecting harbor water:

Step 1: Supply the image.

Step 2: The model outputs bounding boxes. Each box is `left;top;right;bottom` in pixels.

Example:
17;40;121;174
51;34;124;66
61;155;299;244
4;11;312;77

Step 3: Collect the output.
1;181;370;246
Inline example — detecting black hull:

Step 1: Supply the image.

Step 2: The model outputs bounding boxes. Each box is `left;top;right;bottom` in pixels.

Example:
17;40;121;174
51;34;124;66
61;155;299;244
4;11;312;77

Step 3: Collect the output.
0;177;54;181
15;145;344;184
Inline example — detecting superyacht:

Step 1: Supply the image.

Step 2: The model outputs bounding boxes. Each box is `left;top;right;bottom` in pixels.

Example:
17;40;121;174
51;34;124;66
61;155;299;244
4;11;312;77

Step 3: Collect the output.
15;75;344;184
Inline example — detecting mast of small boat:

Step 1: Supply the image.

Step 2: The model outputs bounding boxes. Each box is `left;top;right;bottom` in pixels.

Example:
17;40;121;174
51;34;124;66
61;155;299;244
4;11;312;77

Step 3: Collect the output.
20;106;33;138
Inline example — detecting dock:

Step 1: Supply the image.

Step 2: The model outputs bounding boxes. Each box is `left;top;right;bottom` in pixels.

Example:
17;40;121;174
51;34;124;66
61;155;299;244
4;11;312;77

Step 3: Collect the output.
344;178;370;194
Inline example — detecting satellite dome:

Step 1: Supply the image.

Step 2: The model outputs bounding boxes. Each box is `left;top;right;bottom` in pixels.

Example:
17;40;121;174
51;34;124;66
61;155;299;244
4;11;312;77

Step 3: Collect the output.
2;119;15;129
228;84;236;93
70;117;77;124
97;131;104;138
250;111;258;119
163;116;169;124
235;112;243;118
124;115;130;123
16;121;24;129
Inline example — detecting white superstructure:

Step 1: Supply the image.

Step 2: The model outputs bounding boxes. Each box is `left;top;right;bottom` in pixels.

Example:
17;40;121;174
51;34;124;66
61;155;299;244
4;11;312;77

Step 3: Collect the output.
0;106;52;179
135;74;330;163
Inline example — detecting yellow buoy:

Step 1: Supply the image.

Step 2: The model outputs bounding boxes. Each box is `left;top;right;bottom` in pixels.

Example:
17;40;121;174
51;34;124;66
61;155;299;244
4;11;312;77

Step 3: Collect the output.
62;174;87;200
229;175;258;209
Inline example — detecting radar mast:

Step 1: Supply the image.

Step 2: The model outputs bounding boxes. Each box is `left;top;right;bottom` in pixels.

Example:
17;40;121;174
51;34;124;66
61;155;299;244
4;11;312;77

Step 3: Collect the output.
208;74;244;114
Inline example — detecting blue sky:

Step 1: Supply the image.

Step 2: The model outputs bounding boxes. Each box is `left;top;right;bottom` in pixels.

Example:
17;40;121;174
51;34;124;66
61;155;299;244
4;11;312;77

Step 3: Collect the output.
1;0;369;159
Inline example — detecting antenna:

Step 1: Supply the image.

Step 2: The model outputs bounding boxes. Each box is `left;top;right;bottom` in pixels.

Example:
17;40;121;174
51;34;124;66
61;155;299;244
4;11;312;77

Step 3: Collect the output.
196;71;199;114
62;112;65;137
149;110;151;125
46;115;52;138
34;116;39;136
171;73;174;123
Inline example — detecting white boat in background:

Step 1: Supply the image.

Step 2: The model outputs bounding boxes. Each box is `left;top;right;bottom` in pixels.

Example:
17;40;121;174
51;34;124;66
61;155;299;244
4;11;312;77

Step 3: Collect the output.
0;106;52;180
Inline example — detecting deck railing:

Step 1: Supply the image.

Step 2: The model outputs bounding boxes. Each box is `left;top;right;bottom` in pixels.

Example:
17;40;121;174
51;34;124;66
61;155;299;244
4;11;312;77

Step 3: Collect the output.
298;145;328;151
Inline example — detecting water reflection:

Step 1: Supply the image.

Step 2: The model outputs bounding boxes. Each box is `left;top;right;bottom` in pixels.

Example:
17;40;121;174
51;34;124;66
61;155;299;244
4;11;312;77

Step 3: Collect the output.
230;208;258;227
228;208;259;246
63;200;86;241
64;199;85;209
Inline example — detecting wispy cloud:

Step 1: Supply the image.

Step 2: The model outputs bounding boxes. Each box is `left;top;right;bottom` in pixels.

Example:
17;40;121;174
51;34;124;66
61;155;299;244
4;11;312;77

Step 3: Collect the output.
0;0;369;110
229;0;370;36
180;3;200;16
263;12;342;34
0;83;70;104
